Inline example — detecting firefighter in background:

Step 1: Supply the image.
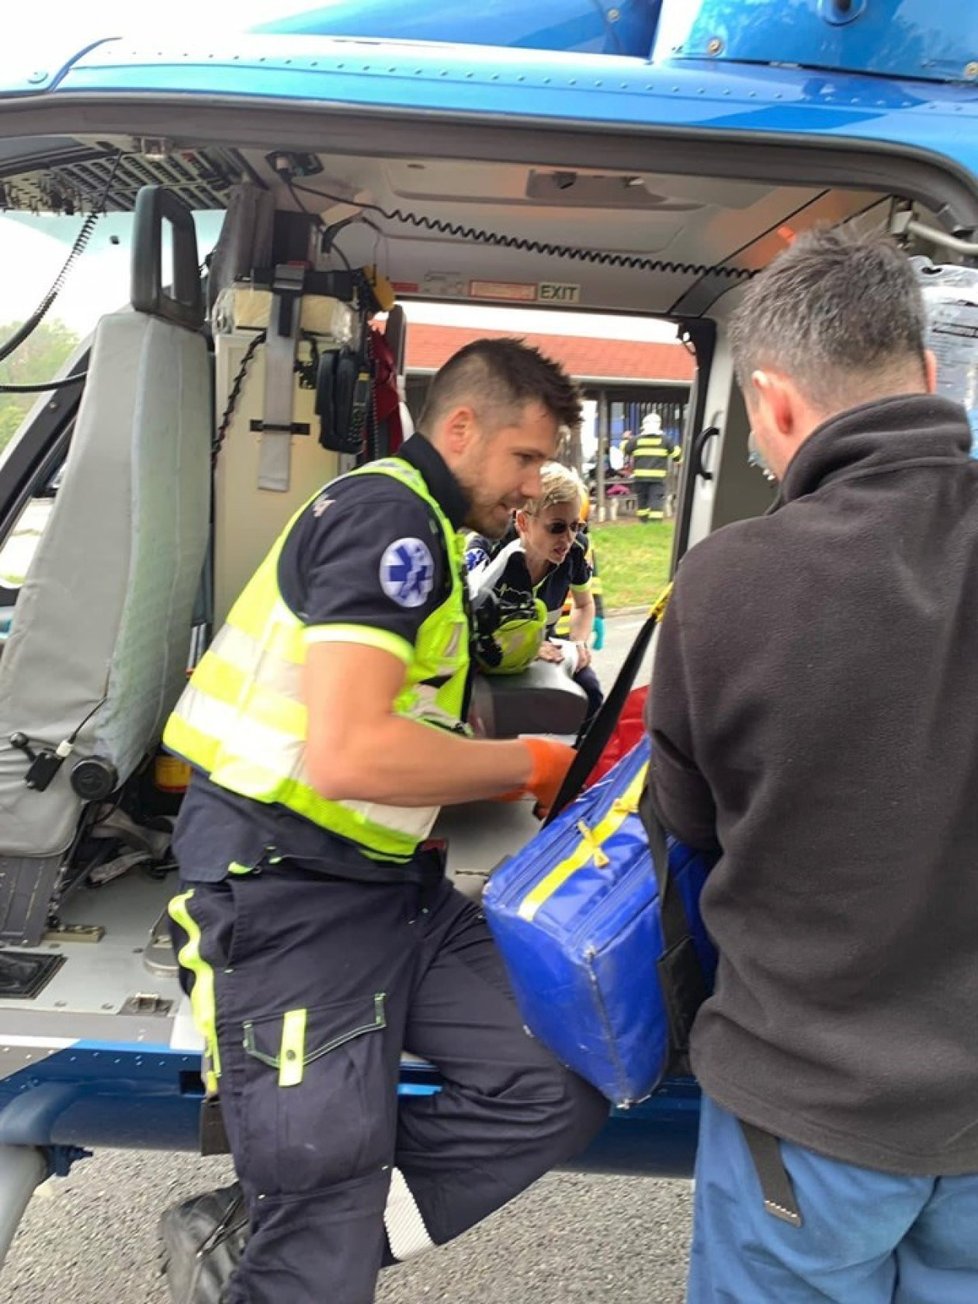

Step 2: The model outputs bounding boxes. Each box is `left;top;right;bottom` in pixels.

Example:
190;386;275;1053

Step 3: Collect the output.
624;411;682;522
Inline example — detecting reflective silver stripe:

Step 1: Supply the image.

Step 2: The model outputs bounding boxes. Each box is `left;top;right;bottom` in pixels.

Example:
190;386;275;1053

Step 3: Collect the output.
384;1166;435;1262
340;798;437;843
443;623;463;658
176;684;299;753
208;620;265;666
406;684;467;731
213;610;304;678
175;681;439;841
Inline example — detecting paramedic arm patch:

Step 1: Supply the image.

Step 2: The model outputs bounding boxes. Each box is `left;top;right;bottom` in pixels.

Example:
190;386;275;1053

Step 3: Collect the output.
379;538;435;608
278;481;446;657
463;534;493;572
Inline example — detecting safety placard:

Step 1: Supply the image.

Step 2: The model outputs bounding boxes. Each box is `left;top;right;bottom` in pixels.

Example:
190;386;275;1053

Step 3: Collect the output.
469;279;538;302
917;259;978;459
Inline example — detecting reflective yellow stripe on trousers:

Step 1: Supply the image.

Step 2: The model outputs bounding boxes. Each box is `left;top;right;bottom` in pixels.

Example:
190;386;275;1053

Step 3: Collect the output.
167;890;221;1094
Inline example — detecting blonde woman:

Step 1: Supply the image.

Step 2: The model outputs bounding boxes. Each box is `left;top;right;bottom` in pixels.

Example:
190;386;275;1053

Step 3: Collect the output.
466;462;604;724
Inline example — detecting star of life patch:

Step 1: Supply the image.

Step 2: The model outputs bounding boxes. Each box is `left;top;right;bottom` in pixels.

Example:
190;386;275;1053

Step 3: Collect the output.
379;537;435;608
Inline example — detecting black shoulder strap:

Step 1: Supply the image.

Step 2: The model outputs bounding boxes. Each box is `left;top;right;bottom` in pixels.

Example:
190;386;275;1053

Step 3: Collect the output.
542;582;711;1076
542;580;710;1074
544;585;672;825
641;772;711;1074
639;782;686;955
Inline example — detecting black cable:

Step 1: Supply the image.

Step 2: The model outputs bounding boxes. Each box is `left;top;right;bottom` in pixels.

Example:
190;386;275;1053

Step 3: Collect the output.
323;233;353;273
282;173;325;231
280;170;358;270
0;152;121;365
0;216;98;365
289;181;756;283
67;695;108;744
0;372;87;393
284;175;380;278
213;330;266;462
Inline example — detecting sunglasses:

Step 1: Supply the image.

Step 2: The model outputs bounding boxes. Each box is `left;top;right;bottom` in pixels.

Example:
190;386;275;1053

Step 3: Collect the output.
541;519;583;537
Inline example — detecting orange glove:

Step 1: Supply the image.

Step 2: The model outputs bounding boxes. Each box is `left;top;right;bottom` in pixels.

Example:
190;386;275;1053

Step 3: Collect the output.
521;737;577;816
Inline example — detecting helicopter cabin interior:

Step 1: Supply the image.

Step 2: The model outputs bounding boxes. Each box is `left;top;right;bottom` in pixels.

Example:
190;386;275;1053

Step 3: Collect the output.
0;101;973;1024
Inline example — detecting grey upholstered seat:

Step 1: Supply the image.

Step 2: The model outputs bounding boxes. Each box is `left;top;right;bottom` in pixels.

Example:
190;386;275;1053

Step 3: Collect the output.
469;661;588;739
0;188;210;941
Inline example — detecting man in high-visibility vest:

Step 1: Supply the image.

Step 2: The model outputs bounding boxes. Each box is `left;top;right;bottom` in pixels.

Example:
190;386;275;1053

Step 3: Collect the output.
624;411;682;521
160;338;607;1302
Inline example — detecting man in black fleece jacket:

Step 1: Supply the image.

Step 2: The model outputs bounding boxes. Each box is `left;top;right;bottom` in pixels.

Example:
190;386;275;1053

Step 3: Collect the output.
648;228;978;1303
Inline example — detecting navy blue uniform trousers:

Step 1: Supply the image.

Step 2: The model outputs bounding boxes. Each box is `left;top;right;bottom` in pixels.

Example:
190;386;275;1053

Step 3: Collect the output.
573;664;604;727
634;477;665;520
173;862;607;1303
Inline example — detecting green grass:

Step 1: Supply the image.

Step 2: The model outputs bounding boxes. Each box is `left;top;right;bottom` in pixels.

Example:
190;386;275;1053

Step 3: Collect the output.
590;519;674;611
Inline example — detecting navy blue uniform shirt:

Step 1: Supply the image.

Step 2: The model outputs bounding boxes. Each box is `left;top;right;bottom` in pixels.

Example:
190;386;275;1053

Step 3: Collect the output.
172;436;468;882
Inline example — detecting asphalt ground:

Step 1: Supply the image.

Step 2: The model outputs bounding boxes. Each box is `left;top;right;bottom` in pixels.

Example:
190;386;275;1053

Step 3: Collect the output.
4;613;693;1303
6;1152;692;1303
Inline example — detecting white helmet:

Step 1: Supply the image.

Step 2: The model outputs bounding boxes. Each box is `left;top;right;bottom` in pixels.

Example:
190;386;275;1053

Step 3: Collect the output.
640;412;663;436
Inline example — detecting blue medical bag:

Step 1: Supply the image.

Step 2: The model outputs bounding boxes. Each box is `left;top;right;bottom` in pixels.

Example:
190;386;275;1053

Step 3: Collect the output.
484;736;717;1107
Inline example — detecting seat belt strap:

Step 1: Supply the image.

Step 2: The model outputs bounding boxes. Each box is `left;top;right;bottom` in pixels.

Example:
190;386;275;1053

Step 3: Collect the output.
739;1119;804;1227
257;264;305;491
544;582;673;822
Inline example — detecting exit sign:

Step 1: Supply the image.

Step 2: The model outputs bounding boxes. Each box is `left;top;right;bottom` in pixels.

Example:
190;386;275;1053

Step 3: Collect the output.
538;282;581;304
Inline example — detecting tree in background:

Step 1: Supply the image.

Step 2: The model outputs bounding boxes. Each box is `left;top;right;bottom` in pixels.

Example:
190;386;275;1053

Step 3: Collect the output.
0;320;80;454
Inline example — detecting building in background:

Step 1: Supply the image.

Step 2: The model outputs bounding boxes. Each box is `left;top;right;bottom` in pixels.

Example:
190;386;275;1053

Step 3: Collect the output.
401;322;695;474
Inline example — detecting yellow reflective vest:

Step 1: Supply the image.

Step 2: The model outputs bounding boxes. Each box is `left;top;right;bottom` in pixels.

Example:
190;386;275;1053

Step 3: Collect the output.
164;458;470;863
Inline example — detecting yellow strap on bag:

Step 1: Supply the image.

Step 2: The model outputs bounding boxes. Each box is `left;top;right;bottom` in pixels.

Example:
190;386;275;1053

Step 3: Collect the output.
518;764;649;922
650;582;674;623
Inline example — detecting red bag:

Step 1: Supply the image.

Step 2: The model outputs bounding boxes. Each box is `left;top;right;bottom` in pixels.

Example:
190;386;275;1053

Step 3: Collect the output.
585;685;648;787
369;326;404;453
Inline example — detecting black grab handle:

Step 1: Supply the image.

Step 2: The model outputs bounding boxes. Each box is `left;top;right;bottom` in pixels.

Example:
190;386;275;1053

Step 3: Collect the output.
131;185;204;329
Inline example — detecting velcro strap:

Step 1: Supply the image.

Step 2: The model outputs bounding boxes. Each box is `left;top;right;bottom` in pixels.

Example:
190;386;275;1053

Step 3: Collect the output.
259;265;304;491
278;1007;307;1087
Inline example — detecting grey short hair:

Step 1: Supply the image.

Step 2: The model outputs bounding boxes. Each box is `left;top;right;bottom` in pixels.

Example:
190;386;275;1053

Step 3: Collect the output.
729;227;928;411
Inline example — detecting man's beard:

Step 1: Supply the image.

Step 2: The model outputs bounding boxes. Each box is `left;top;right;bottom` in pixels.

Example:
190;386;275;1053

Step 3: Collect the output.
456;451;524;538
465;494;516;538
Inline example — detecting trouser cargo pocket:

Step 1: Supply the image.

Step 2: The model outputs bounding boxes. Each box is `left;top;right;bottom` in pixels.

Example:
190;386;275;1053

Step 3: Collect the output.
235;993;392;1197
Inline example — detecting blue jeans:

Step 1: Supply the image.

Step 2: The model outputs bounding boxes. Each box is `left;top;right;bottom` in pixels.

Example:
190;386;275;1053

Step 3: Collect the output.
689;1093;978;1303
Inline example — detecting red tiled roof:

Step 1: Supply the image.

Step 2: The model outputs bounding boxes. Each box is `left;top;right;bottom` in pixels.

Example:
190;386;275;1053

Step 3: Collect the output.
404;324;695;383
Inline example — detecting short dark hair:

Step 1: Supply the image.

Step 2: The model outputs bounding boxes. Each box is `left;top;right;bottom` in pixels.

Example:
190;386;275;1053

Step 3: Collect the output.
730;227;928;411
419;337;582;435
